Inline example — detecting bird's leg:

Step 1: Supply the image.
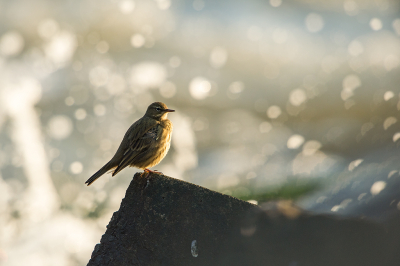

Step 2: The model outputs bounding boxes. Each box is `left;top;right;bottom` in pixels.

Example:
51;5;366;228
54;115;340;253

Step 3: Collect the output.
145;168;163;173
142;168;163;178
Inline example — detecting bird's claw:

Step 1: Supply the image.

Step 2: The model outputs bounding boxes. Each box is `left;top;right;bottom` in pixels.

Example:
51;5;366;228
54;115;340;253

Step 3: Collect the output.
142;168;163;178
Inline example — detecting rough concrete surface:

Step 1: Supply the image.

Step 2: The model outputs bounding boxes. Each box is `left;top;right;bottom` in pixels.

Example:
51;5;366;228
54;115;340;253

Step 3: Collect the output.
87;172;255;266
87;173;400;266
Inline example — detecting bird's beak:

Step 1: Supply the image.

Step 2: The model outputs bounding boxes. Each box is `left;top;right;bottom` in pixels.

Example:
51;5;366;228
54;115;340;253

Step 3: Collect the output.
165;109;175;112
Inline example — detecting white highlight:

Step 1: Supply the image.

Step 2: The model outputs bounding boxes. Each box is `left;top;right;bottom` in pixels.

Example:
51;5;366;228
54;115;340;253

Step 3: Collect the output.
70;161;83;174
370;18;383;31
189;77;211;100
130;34;145;48
119;0;135;14
302;140;322;156
191;240;198;257
348;159;363;171
287;135;305;149
370;181;386;195
44;31;77;66
384;91;394;101
267;105;281;119
383;117;397;130
75;108;87;120
393;132;400;142
289;89;307;106
130;62;167;89
1;77;59;222
47;115;73;140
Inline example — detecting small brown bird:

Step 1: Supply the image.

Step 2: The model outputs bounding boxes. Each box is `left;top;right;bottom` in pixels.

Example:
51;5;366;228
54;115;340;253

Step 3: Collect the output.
85;102;174;186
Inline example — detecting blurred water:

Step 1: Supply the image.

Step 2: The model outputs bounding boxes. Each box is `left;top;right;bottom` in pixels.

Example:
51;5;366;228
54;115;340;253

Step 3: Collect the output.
0;0;400;265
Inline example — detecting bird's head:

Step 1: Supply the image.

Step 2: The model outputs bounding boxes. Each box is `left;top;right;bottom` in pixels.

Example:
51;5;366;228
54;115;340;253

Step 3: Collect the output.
145;102;175;120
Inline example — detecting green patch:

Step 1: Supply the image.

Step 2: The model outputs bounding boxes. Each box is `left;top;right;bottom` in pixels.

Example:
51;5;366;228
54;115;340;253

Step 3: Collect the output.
232;181;320;203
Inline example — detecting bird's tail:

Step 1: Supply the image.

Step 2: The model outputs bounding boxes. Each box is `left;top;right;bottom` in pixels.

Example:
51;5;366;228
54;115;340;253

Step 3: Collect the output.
85;163;114;186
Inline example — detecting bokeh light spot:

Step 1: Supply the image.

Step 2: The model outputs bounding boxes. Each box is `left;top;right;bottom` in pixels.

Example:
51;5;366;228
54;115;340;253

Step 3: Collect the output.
155;0;171;10
305;13;324;33
130;34;145;48
209;47;228;69
37;19;59;39
0;31;24;56
47;115;73;140
189;77;211;100
65;96;74;106
393;133;400;142
227;81;245;99
370;181;386;195
94;104;106;116
388;170;398;178
384;55;399;71
70;161;83;174
75;108;87;120
44;31;77;65
370;18;383;31
119;0;135;14
269;0;282;7
130;62;167;88
348;40;364;57
289;88;307;106
169;56;181;68
89;66;109;87
384;91;394;101
259;121;272;133
287;135;305;149
159;81;177;98
343;0;358;16
267;105;281;119
341;74;361;101
302;140;322;156
384;117;397;130
348;159;363;171
96;41;109;54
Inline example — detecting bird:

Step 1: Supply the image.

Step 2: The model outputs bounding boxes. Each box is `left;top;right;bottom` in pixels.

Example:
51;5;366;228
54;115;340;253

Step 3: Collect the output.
85;102;174;186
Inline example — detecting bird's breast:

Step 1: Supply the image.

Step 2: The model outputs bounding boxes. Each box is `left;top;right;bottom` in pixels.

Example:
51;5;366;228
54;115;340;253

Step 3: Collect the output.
158;120;173;148
144;120;172;168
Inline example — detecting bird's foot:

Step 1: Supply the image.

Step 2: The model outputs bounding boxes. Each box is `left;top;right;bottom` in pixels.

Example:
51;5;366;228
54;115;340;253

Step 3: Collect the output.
142;168;163;178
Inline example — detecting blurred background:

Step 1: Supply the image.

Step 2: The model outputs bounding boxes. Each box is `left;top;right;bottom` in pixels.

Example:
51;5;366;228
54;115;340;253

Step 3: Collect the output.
0;0;400;265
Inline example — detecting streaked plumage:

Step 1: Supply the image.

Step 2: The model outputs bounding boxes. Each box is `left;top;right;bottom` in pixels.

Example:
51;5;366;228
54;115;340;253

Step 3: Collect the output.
85;102;174;186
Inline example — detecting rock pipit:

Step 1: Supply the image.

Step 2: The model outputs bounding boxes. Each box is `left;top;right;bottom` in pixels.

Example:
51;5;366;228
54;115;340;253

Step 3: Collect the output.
85;102;174;186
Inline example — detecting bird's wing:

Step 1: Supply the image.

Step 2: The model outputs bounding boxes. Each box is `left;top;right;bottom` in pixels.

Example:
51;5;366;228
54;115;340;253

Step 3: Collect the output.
112;118;160;175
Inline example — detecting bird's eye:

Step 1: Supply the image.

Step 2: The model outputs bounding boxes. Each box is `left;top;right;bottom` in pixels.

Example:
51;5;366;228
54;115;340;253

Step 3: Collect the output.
156;107;161;111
